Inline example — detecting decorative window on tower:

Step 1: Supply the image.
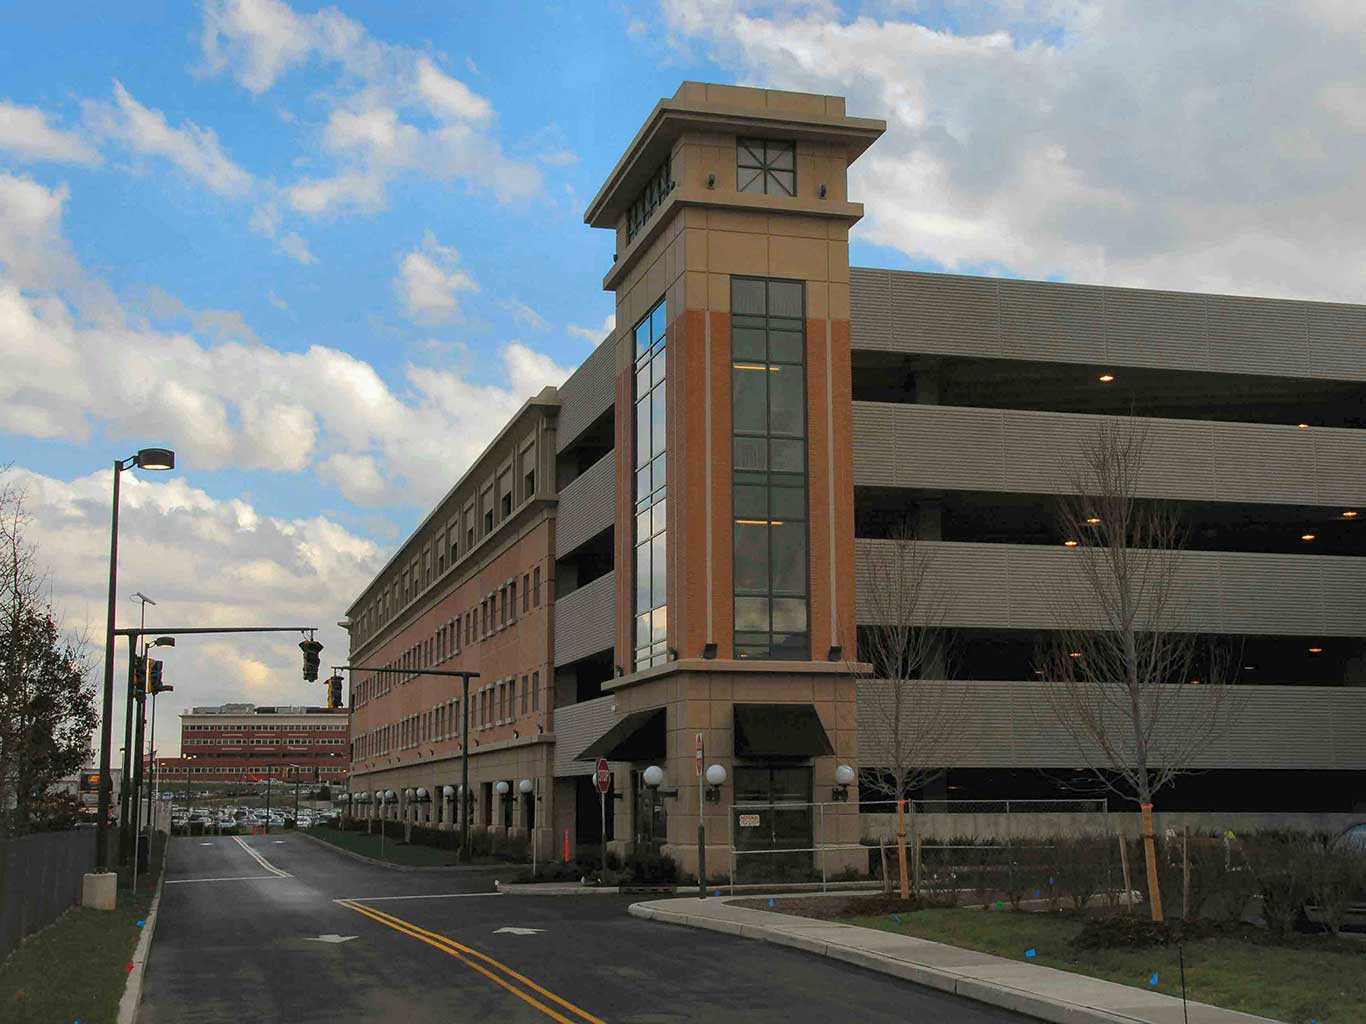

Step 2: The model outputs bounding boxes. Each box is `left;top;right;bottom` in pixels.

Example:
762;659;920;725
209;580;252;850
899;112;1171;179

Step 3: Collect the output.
627;158;674;242
633;297;669;671
731;277;809;661
737;139;796;196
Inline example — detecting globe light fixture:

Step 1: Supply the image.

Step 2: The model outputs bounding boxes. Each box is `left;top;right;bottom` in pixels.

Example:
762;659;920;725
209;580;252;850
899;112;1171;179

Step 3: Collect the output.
495;780;510;796
518;778;534;795
642;765;665;788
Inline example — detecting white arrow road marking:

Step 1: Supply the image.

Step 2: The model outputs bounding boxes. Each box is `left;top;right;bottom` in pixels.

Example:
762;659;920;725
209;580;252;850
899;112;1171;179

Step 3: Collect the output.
304;934;357;944
493;927;544;935
231;835;290;877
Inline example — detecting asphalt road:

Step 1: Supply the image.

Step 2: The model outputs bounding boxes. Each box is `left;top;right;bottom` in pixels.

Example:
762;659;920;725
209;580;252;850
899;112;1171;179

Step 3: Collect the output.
141;834;1032;1024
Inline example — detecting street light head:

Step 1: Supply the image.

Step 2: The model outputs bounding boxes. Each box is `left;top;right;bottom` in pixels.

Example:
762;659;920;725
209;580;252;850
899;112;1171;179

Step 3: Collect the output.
642;765;665;788
153;636;175;647
135;447;175;471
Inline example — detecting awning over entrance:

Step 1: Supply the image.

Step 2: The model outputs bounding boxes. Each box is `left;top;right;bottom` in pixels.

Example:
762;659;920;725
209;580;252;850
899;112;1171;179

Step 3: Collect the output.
576;707;667;762
733;703;834;759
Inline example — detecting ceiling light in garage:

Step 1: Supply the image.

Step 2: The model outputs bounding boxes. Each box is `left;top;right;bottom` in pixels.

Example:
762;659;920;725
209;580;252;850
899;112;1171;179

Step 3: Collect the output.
1063;539;1080;548
1297;422;1310;429
1309;646;1324;654
1301;533;1316;541
1098;373;1115;383
1343;511;1359;519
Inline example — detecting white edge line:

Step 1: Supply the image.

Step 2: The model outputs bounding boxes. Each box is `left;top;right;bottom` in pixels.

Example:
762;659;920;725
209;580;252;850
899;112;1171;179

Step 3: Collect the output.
232;835;290;877
116;860;164;1024
166;875;287;884
332;892;504;902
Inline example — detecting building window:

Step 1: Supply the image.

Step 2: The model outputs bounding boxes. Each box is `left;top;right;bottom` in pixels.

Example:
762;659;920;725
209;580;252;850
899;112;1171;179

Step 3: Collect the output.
531;670;540;710
737;138;796;196
627;157;673;242
523;573;530;612
634;297;669;671
731;277;809;661
510;580;518;621
522;448;536;500
533;567;541;606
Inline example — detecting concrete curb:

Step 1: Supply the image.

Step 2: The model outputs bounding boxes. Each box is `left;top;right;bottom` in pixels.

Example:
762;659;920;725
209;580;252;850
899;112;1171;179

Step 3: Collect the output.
627;899;1282;1024
116;859;166;1024
294;828;507;873
495;881;622;895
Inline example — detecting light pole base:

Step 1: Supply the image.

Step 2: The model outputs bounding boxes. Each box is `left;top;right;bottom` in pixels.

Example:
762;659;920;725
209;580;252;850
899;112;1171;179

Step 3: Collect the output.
83;872;118;910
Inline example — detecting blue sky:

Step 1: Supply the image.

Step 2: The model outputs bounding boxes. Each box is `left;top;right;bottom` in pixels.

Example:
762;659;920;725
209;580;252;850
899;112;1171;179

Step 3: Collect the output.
3;0;1361;746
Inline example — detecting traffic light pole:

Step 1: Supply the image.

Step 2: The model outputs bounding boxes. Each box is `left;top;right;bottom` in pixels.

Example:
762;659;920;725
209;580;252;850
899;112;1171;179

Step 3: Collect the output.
335;665;479;863
112;625;318;866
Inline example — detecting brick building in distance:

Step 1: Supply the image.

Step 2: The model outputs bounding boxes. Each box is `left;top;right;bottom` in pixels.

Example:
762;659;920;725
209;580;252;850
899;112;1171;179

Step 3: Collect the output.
156;703;350;785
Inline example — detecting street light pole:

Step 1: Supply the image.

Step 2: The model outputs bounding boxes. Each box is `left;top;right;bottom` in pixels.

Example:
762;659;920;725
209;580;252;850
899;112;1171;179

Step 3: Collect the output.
95;448;174;873
121;593;153;863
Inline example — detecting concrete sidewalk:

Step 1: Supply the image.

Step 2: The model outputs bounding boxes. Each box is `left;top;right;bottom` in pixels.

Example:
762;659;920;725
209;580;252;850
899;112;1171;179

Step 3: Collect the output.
628;897;1281;1024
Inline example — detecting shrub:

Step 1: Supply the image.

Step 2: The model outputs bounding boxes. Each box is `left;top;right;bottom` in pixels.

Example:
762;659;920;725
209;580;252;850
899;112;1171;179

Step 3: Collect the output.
1307;842;1366;936
1243;832;1315;937
626;851;679;885
1053;835;1111;912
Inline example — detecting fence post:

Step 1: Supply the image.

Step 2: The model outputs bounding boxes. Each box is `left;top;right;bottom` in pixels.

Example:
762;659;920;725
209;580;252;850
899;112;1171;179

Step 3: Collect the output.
820;803;827;894
1118;832;1134;915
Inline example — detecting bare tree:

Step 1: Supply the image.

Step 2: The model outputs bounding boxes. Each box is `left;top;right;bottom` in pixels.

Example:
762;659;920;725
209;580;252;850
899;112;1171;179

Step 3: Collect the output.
856;525;963;896
1038;419;1238;921
0;472;98;836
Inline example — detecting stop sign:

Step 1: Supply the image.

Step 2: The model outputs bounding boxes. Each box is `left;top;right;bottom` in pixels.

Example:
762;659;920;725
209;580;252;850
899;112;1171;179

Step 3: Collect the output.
595;757;611;795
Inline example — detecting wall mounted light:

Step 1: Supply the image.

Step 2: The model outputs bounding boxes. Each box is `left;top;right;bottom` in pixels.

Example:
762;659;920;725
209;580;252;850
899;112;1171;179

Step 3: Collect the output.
703;643;718;660
1301;533;1316;541
819;183;827;199
1343;511;1360;519
518;778;534;795
704;763;726;803
706;173;716;189
1309;646;1324;654
642;764;678;797
827;645;843;662
1085;517;1101;526
1098;374;1115;383
495;780;510;796
832;763;856;801
1063;539;1080;548
1297;423;1309;429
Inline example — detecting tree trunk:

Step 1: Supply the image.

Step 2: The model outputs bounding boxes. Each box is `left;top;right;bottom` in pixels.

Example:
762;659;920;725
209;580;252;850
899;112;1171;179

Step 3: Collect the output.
1140;802;1164;922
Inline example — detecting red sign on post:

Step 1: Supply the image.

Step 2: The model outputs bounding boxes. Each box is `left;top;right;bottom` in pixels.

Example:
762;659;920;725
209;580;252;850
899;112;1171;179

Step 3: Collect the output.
595;757;611;795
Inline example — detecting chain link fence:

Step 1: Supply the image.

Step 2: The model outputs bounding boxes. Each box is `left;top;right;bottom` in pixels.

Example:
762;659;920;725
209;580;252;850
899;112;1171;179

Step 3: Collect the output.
727;797;1115;896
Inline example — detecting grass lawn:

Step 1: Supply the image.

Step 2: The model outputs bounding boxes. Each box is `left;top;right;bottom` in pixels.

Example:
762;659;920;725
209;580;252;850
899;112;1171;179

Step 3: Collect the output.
843;908;1365;1024
1;869;157;1024
306;823;467;866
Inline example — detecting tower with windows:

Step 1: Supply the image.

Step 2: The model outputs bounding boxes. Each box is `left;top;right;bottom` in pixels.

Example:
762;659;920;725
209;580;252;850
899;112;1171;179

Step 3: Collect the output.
580;82;885;874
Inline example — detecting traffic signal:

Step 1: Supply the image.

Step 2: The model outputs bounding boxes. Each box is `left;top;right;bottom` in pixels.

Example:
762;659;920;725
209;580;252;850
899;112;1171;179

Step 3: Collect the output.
326;674;343;709
299;638;323;682
132;653;147;695
148;658;164;694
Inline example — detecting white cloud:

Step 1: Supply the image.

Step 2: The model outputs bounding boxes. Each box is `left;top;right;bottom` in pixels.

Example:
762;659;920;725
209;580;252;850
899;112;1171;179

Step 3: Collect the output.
666;1;1366;301
414;56;493;124
84;81;252;197
0;171;572;507
7;464;387;755
0;101;100;164
201;0;540;213
395;231;478;325
567;312;615;345
504;299;549;331
278;231;317;264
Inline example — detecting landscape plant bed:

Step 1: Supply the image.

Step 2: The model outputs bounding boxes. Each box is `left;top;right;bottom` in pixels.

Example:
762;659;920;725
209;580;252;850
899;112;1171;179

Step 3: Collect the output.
1;873;157;1024
748;902;1363;1024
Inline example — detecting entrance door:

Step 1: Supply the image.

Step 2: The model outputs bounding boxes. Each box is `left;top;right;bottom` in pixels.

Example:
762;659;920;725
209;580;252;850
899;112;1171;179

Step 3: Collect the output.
732;765;813;882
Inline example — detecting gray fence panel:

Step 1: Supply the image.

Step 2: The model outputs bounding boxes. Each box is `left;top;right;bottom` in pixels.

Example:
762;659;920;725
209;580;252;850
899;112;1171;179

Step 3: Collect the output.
0;828;96;959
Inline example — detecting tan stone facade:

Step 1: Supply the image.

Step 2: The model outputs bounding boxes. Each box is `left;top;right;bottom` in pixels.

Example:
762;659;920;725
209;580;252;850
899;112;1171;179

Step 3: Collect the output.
348;81;885;876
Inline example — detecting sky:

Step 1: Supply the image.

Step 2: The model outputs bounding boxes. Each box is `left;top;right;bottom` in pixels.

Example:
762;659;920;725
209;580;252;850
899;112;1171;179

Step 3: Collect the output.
2;0;1365;757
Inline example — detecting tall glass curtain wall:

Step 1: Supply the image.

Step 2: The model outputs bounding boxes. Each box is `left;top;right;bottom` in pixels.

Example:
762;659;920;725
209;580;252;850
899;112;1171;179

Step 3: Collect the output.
731;278;810;660
634;298;669;670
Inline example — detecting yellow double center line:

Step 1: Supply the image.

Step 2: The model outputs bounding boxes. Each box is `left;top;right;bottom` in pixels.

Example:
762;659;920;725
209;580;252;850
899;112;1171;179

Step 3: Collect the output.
335;899;606;1024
